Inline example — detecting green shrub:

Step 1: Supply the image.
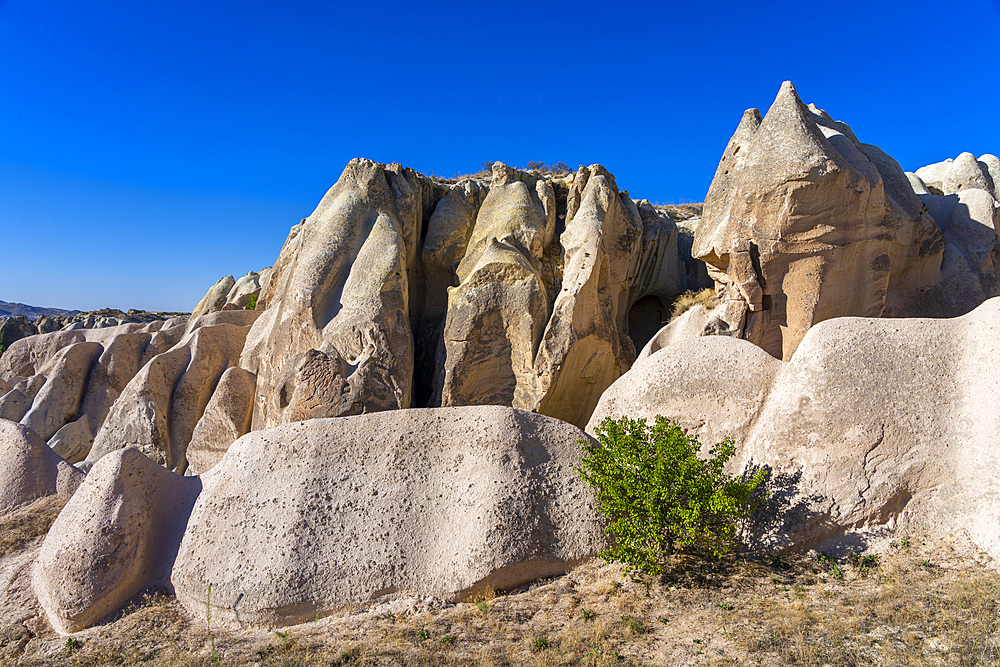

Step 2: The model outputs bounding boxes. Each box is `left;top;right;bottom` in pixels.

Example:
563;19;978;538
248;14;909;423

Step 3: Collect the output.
577;416;766;577
0;331;6;356
245;294;258;310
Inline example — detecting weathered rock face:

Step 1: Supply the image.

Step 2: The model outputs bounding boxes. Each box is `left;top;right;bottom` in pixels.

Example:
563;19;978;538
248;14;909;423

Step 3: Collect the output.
528;167;660;426
239;159;693;430
190;275;236;320
591;297;1000;560
912;152;999;199
189;269;271;319
0;317;38;350
185;366;256;475
171;407;605;628
692;81;945;360
87;317;256;472
0;420;84;516
436;162;556;410
241;159;445;429
0;311;259;471
32;448;201;634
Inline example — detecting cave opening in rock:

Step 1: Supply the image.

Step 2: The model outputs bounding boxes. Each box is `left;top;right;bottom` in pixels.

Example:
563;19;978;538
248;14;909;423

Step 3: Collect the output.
627;295;669;353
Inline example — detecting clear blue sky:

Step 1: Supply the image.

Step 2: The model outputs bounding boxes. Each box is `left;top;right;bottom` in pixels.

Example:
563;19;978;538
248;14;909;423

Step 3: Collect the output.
2;0;999;312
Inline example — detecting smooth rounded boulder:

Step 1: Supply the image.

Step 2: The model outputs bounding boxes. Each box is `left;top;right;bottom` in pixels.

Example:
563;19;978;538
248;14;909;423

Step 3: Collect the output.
32;448;202;634
0;419;84;515
171;406;605;627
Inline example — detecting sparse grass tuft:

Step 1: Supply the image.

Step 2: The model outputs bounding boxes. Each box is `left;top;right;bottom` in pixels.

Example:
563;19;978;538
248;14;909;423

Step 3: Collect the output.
0;494;65;557
669;288;719;322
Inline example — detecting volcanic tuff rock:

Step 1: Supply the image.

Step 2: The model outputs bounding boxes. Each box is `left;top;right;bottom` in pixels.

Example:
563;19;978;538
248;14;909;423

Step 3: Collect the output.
0;310;259;472
590;297;1000;560
171;407;605;627
240;158;691;431
912;152;999;199
0;419;84;515
690;81;957;360
189;269;271;319
33;448;201;634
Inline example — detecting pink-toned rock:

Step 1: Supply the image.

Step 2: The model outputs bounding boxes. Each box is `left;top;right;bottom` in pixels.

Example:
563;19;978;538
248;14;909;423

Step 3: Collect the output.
32;448;201;634
0;419;83;516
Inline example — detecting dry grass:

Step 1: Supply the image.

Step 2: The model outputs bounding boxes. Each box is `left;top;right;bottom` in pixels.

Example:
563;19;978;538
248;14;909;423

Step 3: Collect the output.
4;538;999;666
670;288;719;322
0;495;65;558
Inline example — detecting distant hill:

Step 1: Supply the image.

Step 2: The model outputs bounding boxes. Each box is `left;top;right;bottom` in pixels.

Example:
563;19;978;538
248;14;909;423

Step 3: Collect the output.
0;300;81;321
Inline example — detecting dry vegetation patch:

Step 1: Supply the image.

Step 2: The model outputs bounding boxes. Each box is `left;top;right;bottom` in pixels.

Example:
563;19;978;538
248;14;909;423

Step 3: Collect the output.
669;289;719;322
0;496;65;558
4;538;999;666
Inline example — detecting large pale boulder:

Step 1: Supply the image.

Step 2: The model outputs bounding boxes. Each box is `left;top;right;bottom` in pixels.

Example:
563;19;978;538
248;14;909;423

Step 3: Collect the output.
32;448;201;634
0;419;84;515
241;159;444;428
591;297;1000;560
692;81;944;360
171;406;604;627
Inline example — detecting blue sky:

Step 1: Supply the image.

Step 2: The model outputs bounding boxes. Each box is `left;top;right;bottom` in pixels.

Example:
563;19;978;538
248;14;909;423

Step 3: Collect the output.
2;0;999;312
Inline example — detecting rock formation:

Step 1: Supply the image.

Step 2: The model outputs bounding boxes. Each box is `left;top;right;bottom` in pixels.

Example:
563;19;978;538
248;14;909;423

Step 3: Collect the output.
0;310;259;472
240;159;691;431
189;269;271;319
32;448;201;634
171;407;604;627
0;420;84;515
691;81;946;360
590;297;1000;560
911;152;999;199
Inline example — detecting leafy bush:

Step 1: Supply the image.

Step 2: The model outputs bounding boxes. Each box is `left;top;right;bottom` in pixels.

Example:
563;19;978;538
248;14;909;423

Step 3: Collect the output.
245;294;258;310
0;331;6;356
577;416;766;576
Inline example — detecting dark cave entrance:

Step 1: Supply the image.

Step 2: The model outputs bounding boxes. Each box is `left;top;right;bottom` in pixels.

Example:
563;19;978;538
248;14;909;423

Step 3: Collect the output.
627;295;669;354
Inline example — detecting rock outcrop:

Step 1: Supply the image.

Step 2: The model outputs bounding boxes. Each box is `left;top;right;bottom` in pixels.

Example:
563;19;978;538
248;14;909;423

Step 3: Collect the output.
590;297;1000;560
912;152;999;199
0;420;84;515
0;311;259;471
189;269;270;319
240;159;692;430
33;448;201;634
691;81;945;360
171;407;604;627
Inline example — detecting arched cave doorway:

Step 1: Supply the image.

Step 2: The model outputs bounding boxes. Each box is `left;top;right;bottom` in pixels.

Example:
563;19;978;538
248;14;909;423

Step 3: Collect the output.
627;295;669;353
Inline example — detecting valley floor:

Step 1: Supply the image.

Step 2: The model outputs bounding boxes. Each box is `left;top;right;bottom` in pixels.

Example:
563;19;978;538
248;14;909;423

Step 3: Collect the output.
2;498;998;667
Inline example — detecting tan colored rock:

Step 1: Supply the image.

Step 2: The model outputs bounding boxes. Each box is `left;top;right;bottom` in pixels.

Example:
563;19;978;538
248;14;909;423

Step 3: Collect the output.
47;415;93;464
0;377;9;396
588;335;782;448
591;297;1000;560
88;322;252;472
437;163;555;409
171;406;604;628
416;179;488;402
528;165;642;427
636;303;713;362
20;342;102;441
0;419;84;516
241;159;444;429
32;448;201;634
185;367;255;475
693;81;944;360
190;275;236;320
